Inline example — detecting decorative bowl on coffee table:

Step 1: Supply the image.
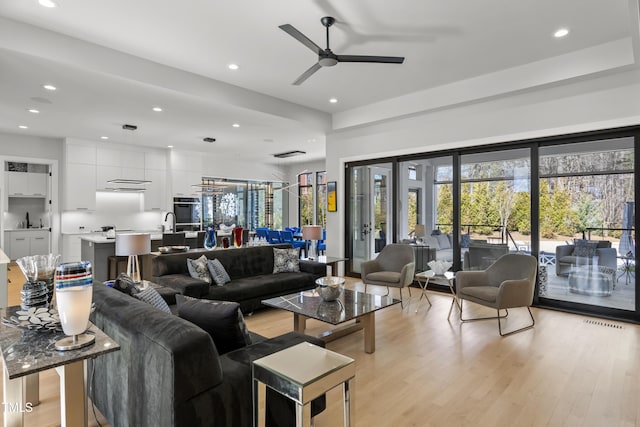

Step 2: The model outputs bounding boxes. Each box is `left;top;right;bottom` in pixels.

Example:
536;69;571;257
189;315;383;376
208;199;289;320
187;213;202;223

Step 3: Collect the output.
314;276;346;301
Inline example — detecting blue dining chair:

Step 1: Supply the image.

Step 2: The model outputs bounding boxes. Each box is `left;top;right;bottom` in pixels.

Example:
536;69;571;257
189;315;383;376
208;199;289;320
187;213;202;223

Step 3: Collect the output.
281;230;307;251
255;227;269;239
267;230;282;244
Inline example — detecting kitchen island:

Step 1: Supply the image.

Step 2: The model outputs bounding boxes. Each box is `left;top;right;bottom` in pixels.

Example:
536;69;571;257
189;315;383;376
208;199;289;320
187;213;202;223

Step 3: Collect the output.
80;231;199;282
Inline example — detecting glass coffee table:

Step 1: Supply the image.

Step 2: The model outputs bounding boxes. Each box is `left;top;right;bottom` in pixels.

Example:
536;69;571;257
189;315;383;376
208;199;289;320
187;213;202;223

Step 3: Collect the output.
262;288;399;354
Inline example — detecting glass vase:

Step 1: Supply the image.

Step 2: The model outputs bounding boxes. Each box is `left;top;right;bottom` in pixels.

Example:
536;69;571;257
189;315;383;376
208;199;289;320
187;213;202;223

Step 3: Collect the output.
204;227;216;250
233;227;243;248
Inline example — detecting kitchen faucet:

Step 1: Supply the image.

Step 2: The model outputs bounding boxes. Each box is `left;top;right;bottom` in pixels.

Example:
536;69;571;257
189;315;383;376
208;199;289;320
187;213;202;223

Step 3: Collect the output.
164;212;176;233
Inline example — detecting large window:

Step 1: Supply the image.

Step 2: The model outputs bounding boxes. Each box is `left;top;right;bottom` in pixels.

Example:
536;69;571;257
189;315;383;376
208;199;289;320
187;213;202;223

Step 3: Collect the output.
316;171;327;227
201;177;287;230
539;138;635;311
298;172;313;225
346;127;639;322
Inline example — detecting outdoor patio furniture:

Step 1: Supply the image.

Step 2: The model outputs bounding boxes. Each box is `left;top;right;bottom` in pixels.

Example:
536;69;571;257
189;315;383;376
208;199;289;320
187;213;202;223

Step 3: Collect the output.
568;265;616;296
555;240;616;276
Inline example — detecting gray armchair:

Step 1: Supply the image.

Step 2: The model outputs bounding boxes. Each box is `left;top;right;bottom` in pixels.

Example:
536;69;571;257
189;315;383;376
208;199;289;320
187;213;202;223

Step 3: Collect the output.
361;244;415;308
456;253;537;336
555;240;616;276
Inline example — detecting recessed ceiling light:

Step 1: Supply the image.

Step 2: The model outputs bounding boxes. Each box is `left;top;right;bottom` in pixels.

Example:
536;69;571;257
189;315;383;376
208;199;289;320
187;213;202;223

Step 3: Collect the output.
167;145;174;148
18;125;28;129
152;107;163;112
42;84;57;91
28;109;40;114
100;136;109;140
329;98;338;103
38;0;57;8
232;123;240;128
554;28;569;38
228;64;239;70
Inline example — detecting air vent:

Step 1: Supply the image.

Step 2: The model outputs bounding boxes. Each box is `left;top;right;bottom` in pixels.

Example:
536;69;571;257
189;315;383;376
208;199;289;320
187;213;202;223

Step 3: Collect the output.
584;319;623;329
273;150;306;159
122;124;137;131
203;137;216;143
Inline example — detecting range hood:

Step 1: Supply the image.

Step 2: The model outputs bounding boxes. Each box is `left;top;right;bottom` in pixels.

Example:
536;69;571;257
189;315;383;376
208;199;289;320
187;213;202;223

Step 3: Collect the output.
106;178;151;185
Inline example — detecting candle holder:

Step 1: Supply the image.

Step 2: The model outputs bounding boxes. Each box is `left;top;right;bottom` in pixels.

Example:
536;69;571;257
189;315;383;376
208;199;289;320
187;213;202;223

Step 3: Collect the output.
54;262;95;351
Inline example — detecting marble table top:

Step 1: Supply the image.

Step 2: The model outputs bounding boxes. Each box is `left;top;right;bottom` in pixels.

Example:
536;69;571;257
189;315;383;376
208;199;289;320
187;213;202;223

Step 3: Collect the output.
0;306;119;380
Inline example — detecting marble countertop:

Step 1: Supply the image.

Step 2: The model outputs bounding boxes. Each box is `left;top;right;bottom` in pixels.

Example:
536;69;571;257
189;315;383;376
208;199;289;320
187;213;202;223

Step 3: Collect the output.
80;231;198;244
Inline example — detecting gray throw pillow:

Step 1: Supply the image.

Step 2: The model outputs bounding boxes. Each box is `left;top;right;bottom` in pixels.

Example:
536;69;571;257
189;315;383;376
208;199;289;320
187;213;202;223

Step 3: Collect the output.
175;295;251;355
273;247;300;273
187;255;212;284
572;239;598;258
134;287;171;313
207;259;231;286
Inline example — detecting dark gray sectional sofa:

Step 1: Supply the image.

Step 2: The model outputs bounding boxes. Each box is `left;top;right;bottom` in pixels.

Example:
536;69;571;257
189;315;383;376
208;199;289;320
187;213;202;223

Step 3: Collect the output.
151;244;325;313
89;283;325;427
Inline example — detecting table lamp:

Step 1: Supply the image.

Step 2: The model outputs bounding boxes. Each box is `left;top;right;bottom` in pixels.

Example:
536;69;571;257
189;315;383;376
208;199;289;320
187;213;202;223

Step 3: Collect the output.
415;224;426;244
54;261;95;351
116;233;151;283
302;225;322;260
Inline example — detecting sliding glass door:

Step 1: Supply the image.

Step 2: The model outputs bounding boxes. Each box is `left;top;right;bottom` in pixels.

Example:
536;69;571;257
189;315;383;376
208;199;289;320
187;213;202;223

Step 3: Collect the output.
538;138;635;311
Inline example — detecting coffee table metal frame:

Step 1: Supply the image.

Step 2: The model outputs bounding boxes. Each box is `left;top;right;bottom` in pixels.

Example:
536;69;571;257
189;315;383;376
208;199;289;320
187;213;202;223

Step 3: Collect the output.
262;288;398;354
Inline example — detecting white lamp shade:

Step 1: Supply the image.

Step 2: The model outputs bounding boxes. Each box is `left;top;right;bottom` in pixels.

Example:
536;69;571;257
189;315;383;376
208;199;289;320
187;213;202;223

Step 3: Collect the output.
116;233;151;256
415;224;426;238
302;225;322;240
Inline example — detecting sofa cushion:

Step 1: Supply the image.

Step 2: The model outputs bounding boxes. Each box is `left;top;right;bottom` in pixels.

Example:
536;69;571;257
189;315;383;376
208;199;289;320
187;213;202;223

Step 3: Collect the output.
208;259;231;286
572;239;598;258
187;255;212;285
273;248;300;273
176;295;252;355
436;234;451;250
366;271;402;284
424;236;440;250
204;272;317;302
134;287;171;313
113;273;139;296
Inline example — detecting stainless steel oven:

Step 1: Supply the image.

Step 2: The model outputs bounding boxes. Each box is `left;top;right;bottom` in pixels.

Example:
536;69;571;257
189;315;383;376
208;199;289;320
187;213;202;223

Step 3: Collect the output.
173;197;201;231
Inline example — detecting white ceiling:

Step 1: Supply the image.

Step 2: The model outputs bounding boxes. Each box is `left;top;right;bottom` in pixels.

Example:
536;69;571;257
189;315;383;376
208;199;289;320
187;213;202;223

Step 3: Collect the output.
0;0;637;164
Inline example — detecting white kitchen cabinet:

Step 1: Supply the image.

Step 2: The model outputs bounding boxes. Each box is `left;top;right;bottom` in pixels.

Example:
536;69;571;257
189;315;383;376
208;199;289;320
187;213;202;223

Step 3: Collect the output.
96;148;146;190
30;233;49;255
5;230;50;260
62;234;82;262
64;163;96;211
6;172;48;197
171;169;202;197
144;168;167;211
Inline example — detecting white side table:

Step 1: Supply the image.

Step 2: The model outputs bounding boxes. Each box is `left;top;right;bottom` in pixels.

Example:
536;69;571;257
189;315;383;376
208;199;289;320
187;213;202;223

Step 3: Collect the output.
253;342;355;427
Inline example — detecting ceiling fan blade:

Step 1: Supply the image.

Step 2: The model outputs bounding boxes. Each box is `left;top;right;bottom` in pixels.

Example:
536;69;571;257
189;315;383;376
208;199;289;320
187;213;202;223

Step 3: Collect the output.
279;24;323;55
292;63;322;85
337;55;405;64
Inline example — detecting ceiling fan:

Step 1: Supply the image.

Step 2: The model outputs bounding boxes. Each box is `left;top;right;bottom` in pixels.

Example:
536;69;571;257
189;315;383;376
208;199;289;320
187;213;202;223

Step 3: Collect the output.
279;16;405;85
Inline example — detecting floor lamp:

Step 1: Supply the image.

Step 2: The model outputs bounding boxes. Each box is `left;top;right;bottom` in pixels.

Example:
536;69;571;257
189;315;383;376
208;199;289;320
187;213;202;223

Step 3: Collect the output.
116;233;151;284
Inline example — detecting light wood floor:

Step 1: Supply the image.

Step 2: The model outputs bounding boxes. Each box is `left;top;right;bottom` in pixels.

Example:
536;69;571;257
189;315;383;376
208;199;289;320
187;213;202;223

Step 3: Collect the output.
3;264;640;426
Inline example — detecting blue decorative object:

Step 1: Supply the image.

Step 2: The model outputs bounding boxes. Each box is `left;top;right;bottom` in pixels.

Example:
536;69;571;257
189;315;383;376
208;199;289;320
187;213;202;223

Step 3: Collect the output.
204;227;217;250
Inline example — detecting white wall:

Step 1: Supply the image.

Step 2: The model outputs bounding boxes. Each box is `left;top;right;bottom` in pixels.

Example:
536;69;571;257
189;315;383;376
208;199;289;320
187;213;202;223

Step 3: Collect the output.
325;67;640;257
